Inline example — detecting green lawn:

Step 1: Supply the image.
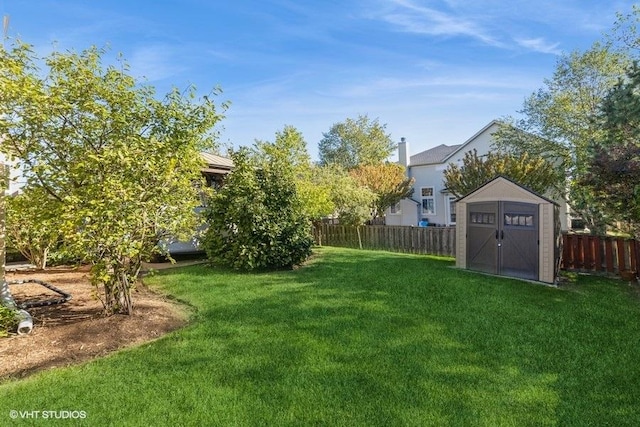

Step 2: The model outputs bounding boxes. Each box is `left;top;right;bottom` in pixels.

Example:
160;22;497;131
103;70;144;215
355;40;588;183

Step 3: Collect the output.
2;246;640;426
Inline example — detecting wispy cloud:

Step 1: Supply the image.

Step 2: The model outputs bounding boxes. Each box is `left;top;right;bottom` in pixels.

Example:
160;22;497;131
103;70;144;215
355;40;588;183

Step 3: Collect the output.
128;44;188;82
515;37;562;55
378;0;504;47
329;72;537;99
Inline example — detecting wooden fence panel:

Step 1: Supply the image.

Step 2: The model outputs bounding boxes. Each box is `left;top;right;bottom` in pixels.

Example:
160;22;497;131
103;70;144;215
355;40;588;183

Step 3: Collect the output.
631;240;640;276
313;224;456;257
315;227;638;279
617;239;626;273
562;233;639;278
605;238;615;273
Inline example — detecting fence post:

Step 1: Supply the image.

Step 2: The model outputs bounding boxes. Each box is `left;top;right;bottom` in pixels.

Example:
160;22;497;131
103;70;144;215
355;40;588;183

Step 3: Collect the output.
630;239;639;276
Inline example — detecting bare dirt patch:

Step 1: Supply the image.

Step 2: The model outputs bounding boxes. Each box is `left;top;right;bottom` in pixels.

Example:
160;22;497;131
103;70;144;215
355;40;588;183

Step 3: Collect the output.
0;265;190;381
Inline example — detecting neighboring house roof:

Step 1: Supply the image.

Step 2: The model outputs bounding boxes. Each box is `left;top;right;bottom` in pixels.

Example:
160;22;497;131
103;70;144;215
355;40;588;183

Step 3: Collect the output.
410;119;501;166
410;144;462;166
200;152;234;174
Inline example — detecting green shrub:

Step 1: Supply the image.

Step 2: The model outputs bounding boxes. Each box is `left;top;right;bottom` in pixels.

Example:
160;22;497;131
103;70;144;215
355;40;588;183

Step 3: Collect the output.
203;148;313;270
6;187;63;270
0;305;17;338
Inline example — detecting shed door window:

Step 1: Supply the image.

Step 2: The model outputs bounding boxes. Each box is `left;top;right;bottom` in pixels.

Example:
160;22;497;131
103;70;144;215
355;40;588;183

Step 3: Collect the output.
470;212;495;224
504;213;534;227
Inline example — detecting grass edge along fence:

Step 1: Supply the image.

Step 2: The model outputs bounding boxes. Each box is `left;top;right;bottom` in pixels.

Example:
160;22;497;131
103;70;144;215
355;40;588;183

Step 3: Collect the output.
313;224;456;257
561;233;640;280
314;226;640;281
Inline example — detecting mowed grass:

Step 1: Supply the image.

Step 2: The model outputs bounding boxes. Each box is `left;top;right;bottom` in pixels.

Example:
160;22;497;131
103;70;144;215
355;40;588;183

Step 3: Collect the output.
2;246;640;426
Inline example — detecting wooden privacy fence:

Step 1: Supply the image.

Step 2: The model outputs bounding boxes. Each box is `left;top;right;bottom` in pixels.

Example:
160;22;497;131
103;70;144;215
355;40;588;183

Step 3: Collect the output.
313;224;456;257
561;233;640;277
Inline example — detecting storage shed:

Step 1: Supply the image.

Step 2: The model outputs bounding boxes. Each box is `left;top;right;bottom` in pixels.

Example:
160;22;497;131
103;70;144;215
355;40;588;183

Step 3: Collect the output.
455;176;559;284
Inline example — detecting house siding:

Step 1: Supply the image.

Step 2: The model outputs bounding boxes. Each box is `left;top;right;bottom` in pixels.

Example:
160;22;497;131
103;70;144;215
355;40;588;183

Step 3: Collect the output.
400;121;497;227
408;167;447;225
385;198;420;226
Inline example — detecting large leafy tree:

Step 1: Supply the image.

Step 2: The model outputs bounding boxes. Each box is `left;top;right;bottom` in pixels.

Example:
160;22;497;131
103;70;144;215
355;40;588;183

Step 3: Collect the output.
609;4;640;54
0;42;224;314
583;63;640;239
443;150;559;198
315;165;375;226
255;126;333;223
349;163;414;219
203;146;313;270
493;43;630;233
318;114;395;169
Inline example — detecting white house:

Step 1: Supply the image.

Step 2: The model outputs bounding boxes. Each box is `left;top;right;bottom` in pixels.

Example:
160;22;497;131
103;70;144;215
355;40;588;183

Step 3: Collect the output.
0;153;25;195
386;120;570;230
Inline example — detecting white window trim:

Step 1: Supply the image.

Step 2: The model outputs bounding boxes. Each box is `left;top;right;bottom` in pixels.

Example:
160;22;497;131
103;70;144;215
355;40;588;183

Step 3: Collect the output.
421;186;436;216
447;196;457;225
389;201;402;215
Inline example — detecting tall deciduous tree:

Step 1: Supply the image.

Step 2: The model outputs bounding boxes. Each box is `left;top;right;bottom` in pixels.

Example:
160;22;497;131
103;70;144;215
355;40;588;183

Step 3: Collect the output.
318;115;395;169
492;43;630;233
609;4;640;54
583;63;640;238
0;42;225;314
349;163;414;219
255;126;334;223
315;165;375;226
443;150;559;198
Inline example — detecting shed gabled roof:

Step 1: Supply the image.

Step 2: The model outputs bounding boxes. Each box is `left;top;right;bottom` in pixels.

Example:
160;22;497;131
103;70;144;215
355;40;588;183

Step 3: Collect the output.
456;175;558;205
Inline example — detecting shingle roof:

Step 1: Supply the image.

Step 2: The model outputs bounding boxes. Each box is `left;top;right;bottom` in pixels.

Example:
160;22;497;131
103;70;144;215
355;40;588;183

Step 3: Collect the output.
200;152;234;169
408;120;502;166
410;144;462;166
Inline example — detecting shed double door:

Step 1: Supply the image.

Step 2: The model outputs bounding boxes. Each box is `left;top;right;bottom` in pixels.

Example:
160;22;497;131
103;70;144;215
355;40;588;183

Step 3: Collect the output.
467;201;539;281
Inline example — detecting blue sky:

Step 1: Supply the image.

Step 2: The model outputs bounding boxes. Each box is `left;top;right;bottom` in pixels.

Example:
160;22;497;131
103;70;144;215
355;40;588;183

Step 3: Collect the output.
1;0;635;159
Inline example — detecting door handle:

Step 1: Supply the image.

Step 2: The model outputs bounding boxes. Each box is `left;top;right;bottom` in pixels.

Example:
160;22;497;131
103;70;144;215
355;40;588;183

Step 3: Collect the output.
495;230;499;240
501;230;504;240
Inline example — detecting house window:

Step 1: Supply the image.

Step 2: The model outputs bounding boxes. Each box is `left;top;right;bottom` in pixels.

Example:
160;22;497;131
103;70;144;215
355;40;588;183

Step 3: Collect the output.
390;201;401;214
448;196;456;224
421;187;435;215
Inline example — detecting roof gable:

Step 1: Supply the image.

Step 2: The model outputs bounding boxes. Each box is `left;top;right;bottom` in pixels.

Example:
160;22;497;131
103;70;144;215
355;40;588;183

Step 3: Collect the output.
409;120;500;167
440;120;500;164
457;175;557;205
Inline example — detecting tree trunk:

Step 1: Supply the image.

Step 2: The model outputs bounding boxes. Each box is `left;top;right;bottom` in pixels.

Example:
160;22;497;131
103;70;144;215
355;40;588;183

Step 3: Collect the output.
99;259;139;315
0;163;11;310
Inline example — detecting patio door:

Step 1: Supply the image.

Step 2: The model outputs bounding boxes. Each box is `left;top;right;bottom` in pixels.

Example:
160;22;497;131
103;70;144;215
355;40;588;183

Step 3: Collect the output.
467;201;539;280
